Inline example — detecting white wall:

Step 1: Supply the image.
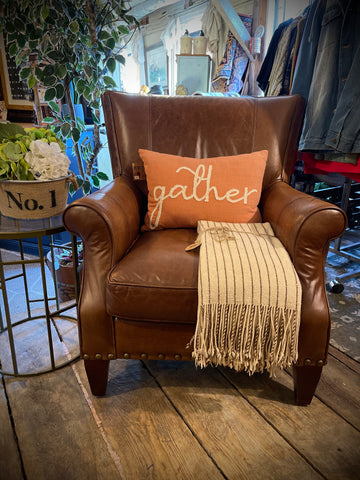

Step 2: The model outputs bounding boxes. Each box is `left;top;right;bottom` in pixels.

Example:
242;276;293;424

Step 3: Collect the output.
142;0;253;48
120;0;255;94
122;0;313;93
265;0;311;50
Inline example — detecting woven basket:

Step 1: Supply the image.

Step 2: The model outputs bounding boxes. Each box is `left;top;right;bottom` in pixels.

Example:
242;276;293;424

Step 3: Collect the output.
0;176;70;219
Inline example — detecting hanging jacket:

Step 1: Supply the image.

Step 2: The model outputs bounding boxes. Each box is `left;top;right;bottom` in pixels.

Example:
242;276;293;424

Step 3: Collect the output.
257;18;293;93
291;0;360;153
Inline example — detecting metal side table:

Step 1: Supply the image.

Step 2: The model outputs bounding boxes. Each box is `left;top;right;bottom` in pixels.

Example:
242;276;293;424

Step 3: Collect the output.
0;214;80;376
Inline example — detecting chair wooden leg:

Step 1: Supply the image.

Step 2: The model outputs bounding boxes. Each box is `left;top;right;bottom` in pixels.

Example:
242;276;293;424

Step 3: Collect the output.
84;359;110;396
293;365;322;406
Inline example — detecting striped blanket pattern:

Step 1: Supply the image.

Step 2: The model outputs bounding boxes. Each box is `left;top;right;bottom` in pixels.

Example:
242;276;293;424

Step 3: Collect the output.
192;221;302;377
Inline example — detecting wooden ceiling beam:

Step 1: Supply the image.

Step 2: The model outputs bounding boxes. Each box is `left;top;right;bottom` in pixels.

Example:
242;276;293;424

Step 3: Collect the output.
128;0;180;20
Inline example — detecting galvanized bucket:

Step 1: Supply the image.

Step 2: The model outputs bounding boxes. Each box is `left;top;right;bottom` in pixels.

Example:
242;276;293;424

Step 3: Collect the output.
0;176;70;219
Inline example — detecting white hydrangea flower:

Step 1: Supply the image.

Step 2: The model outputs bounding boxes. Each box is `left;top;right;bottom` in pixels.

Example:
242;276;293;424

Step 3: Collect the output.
25;140;70;180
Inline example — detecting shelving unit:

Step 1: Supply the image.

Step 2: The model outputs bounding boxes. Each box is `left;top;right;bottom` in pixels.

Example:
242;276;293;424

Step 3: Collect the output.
312;178;360;292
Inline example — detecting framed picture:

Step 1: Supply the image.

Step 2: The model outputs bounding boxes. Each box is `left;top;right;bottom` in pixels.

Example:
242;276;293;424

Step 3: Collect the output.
0;34;33;110
145;42;168;91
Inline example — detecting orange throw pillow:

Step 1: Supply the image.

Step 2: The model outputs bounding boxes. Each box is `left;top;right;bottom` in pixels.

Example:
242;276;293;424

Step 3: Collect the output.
139;149;268;231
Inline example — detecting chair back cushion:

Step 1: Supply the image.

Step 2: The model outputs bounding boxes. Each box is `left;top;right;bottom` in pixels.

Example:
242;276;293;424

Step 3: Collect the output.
102;92;305;197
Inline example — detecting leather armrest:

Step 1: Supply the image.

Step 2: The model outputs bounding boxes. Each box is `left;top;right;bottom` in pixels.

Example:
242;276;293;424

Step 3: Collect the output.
260;181;347;363
63;176;141;265
62;176;142;358
260;181;347;266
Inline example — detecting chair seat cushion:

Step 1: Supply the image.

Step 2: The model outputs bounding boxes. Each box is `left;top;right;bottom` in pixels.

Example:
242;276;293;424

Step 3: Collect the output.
106;229;199;324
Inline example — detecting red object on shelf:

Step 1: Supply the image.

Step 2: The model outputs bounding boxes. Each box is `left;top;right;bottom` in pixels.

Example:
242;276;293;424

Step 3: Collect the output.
301;152;360;182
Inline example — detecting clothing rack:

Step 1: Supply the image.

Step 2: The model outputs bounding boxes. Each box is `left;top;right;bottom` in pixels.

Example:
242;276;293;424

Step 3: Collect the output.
327;178;360;293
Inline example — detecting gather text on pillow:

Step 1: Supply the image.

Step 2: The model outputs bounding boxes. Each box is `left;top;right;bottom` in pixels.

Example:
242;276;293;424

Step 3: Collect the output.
150;164;257;229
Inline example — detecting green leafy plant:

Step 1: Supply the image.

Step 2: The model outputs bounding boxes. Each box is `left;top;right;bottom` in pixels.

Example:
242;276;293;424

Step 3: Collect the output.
0;0;138;194
0;122;70;181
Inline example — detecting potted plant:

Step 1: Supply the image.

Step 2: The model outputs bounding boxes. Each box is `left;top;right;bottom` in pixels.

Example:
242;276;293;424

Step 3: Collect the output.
0;0;138;195
0;122;75;219
45;240;84;302
0;121;81;298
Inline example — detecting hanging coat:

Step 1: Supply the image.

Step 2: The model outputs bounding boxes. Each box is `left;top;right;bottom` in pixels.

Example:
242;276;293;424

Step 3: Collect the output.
291;0;360;153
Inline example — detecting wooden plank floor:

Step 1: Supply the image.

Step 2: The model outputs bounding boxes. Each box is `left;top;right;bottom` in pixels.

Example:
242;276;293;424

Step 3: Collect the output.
1;345;359;480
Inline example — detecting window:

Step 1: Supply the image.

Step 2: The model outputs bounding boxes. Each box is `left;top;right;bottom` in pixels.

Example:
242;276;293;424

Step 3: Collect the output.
145;43;168;92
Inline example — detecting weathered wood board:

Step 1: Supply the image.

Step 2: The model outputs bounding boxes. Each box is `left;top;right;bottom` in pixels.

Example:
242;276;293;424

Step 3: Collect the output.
74;359;224;480
0;377;23;480
221;365;360;480
2;345;360;480
146;360;321;480
4;367;121;480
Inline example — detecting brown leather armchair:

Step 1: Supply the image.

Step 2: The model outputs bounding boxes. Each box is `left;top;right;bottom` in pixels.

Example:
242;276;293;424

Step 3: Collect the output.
63;92;347;405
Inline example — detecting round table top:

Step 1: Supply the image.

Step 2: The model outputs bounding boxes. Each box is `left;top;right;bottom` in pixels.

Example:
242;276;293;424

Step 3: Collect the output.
0;214;65;239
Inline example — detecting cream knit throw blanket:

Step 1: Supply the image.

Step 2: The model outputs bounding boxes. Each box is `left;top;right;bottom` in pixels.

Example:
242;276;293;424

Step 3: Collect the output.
191;221;302;377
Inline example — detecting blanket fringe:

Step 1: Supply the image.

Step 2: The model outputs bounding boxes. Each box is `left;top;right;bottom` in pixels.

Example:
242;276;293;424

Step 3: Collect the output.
192;303;300;378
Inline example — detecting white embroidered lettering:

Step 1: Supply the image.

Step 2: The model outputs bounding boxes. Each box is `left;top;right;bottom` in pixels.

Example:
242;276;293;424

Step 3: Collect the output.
149;165;258;229
177;165;208;201
151;185;167;228
224;188;241;202
169;184;191;200
242;187;257;204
